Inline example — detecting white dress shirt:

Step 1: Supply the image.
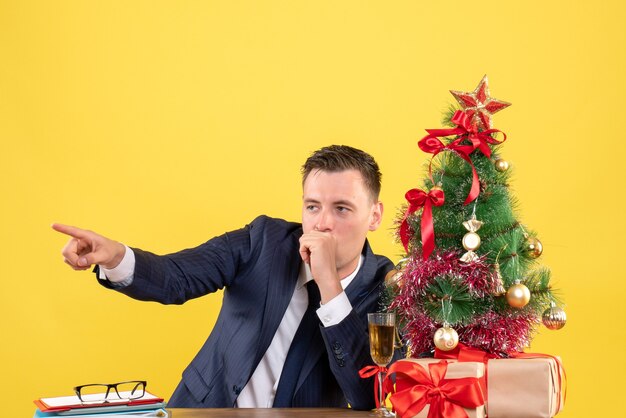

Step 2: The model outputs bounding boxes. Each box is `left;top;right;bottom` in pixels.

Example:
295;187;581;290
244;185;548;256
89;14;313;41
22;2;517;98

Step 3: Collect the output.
100;245;362;407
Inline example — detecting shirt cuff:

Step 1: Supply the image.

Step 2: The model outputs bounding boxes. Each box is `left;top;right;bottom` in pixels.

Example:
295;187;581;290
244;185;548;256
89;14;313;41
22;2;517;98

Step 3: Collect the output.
99;245;135;287
316;291;352;327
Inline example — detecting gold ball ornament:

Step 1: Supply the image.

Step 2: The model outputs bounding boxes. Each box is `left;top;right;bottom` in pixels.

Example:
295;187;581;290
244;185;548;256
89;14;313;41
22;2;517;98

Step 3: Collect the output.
433;325;459;351
506;281;531;308
384;269;404;291
385;269;398;284
525;237;543;258
494;158;510;172
542;303;567;330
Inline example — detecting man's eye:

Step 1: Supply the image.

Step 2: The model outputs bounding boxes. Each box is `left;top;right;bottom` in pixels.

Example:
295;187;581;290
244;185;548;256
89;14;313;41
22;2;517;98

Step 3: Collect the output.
337;206;349;213
306;205;318;211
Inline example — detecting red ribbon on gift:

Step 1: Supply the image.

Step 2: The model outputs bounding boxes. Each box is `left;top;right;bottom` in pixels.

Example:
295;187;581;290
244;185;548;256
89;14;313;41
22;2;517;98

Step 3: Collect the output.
385;360;485;418
434;343;497;401
399;187;445;259
359;365;388;409
434;343;500;363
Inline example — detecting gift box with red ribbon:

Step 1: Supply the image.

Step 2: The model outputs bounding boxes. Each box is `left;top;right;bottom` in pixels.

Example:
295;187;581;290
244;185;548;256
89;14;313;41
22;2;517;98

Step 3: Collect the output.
416;344;566;418
384;358;486;418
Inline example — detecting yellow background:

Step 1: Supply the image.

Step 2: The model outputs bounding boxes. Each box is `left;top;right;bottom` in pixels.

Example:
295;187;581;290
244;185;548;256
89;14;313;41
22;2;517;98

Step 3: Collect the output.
1;1;624;417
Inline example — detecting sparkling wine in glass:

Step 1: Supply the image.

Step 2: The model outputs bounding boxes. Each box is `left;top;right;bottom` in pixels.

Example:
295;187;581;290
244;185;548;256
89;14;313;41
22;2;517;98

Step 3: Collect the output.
367;312;395;417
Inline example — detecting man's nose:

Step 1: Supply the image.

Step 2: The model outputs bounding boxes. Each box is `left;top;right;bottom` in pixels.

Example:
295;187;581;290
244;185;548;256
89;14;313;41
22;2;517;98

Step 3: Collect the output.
314;210;333;232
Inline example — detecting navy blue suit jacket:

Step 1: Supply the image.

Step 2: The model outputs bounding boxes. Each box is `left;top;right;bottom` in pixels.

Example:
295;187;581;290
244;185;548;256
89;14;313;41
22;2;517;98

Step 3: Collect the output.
101;216;393;409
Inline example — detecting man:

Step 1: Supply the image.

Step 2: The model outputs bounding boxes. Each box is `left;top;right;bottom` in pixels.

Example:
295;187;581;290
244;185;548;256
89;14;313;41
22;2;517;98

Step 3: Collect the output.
53;145;394;409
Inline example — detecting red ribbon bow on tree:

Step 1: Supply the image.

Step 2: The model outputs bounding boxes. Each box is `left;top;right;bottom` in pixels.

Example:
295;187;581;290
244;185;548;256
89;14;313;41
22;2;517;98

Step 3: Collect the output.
359;365;388;409
418;134;478;206
399;187;445;259
418;110;507;206
385;360;485;418
424;110;507;158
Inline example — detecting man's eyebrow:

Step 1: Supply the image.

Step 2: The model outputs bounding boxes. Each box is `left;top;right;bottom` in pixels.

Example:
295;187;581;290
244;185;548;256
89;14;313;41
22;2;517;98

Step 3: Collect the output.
302;198;356;208
333;199;356;208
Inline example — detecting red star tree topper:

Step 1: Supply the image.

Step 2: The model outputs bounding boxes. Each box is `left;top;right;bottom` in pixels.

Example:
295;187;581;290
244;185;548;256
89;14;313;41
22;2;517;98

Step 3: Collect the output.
450;75;511;130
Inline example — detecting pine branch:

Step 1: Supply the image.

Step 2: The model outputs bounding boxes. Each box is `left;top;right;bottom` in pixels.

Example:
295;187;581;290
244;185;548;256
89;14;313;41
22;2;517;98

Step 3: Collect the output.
423;275;482;325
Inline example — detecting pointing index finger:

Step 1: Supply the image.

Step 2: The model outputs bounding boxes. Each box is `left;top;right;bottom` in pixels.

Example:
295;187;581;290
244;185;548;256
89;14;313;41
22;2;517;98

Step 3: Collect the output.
51;223;89;239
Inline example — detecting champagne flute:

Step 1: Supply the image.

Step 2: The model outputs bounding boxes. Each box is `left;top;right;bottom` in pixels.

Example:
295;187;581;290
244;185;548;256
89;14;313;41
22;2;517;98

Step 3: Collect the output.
367;312;395;417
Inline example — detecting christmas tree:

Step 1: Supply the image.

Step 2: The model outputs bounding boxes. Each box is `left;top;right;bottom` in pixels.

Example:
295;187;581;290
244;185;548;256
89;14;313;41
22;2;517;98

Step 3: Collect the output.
386;76;566;356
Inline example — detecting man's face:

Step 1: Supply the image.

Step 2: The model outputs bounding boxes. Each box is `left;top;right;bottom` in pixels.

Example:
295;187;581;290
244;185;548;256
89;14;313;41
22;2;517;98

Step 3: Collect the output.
301;169;383;277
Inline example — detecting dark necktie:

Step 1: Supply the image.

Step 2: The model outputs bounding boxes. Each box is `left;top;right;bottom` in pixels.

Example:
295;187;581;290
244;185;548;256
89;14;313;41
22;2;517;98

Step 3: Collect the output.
272;280;321;407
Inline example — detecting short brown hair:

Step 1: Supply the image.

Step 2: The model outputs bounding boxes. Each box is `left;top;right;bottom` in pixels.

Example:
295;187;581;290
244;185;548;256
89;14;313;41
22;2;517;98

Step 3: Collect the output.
302;145;382;200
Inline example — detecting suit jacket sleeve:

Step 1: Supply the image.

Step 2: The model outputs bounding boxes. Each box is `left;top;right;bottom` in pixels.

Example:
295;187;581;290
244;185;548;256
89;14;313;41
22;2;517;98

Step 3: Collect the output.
319;310;376;410
97;216;270;304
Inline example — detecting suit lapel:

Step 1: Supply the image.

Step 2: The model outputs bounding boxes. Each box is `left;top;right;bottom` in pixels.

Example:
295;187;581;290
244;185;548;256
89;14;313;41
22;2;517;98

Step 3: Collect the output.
252;229;302;369
344;241;380;315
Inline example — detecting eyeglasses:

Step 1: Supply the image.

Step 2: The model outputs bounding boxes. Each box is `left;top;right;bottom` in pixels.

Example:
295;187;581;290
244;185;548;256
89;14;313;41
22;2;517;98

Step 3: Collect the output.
73;380;147;404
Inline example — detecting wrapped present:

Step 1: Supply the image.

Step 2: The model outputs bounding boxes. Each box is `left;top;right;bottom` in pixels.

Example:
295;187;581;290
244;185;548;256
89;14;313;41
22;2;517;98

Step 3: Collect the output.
385;358;486;418
434;344;566;418
487;356;565;418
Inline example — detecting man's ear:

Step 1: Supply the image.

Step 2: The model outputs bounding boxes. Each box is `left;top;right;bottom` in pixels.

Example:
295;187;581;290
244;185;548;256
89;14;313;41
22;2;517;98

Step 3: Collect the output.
368;201;383;231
